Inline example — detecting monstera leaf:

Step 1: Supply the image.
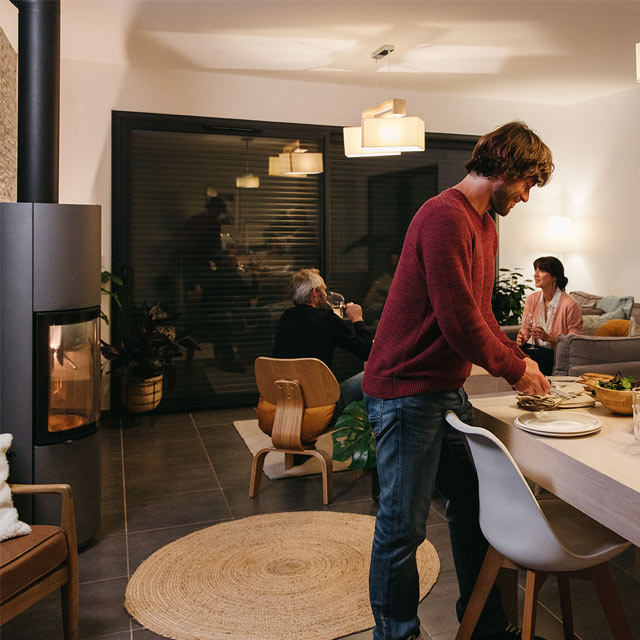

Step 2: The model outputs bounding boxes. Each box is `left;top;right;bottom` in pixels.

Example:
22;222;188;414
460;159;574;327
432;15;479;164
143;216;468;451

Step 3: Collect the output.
331;400;376;470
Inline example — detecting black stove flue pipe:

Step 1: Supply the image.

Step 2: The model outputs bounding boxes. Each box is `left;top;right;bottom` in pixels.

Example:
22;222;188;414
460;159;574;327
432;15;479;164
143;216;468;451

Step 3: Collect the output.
11;0;60;204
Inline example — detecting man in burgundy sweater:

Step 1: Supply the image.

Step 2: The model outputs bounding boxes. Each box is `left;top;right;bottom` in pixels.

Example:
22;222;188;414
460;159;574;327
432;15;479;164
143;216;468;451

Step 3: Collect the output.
362;122;554;640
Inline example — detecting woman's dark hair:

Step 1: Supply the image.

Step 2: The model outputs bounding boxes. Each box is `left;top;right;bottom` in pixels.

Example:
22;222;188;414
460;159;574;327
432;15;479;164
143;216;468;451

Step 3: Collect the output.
465;121;554;186
534;256;568;290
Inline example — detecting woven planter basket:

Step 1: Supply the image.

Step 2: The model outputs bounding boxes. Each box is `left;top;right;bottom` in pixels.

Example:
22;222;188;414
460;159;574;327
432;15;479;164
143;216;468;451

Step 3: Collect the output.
594;385;633;415
121;375;163;413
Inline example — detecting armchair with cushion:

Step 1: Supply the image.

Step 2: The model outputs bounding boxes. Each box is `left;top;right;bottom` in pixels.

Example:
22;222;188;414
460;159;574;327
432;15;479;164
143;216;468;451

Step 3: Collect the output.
0;484;79;639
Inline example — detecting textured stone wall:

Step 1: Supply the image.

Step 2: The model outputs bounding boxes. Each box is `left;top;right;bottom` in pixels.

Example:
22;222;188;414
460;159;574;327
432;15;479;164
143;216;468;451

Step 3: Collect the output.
0;26;17;202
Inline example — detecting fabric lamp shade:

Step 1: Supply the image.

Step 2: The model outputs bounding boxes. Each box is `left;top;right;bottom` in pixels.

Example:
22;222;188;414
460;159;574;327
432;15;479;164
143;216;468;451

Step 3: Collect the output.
279;151;323;175
361;116;425;152
343;126;401;158
236;174;259;188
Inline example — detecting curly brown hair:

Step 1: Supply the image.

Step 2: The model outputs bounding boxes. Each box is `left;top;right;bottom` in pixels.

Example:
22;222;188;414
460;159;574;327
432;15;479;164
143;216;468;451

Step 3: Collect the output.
465;121;554;186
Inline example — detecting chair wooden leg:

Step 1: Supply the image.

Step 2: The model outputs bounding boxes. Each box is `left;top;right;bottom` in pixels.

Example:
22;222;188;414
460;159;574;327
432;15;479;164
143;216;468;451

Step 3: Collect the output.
521;571;547;640
557;575;574;640
587;563;633;640
249;448;271;498
60;578;79;640
284;453;294;470
309;448;333;504
456;546;505;640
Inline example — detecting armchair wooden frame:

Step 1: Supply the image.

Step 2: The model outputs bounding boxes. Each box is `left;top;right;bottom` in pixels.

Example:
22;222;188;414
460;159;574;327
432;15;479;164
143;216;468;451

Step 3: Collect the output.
251;357;340;504
1;484;79;640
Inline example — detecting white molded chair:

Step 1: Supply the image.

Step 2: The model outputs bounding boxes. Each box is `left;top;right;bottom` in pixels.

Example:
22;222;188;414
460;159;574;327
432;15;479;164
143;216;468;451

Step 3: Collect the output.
444;411;632;640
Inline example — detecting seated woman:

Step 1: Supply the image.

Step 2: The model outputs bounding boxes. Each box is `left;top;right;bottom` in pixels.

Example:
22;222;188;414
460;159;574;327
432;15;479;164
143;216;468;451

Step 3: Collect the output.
516;256;582;375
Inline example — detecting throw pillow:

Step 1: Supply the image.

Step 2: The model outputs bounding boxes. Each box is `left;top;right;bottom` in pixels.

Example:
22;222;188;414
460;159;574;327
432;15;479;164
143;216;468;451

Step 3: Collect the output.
598;295;634;319
630;317;640;337
0;433;32;541
581;307;626;335
595;319;630;337
581;307;605;316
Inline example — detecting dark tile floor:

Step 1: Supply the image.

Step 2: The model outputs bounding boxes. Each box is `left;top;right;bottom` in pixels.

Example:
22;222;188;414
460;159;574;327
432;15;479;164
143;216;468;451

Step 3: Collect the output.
3;408;639;639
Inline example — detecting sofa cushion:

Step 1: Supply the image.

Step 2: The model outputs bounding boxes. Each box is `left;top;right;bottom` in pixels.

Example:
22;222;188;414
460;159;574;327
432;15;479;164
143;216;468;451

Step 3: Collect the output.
569;291;601;307
0;525;67;603
553;334;640;376
582;308;626;335
581;307;605;316
595;319;630;337
630;317;640;337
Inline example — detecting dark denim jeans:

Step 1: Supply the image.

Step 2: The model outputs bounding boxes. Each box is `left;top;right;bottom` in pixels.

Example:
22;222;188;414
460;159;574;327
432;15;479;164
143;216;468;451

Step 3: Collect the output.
331;370;365;424
364;388;507;640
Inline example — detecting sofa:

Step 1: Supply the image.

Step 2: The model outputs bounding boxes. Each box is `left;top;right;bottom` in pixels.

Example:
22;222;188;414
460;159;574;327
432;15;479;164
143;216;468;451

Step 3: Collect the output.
501;292;640;378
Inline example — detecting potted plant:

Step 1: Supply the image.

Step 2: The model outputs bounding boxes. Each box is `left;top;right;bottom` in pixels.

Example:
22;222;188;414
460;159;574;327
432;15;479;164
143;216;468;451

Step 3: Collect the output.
491;267;534;326
100;303;199;413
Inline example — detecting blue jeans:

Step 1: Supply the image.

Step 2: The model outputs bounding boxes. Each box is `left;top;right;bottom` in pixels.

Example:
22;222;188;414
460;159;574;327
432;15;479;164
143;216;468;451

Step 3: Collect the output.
331;370;365;424
364;389;507;640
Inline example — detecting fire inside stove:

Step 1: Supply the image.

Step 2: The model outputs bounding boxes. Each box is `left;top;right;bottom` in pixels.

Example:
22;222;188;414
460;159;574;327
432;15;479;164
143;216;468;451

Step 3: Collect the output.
36;308;101;443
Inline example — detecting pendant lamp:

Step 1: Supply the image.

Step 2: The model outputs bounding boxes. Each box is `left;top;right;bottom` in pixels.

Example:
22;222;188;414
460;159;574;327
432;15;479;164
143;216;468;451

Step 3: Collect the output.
236;138;259;189
269;141;323;176
343;45;425;157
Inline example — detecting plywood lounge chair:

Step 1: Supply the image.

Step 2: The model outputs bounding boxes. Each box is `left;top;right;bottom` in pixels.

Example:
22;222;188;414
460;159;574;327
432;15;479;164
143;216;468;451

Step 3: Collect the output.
252;357;340;504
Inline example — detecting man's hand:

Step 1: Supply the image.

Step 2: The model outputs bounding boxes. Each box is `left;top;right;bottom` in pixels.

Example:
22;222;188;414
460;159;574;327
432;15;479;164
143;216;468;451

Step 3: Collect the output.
513;357;550;396
345;302;364;323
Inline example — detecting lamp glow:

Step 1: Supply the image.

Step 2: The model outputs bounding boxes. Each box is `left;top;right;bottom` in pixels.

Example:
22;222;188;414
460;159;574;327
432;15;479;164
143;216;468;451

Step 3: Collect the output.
544;216;573;253
636;43;639;82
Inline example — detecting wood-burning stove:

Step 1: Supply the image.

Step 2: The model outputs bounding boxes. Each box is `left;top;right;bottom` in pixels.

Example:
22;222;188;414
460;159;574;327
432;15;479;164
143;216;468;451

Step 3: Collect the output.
0;203;102;545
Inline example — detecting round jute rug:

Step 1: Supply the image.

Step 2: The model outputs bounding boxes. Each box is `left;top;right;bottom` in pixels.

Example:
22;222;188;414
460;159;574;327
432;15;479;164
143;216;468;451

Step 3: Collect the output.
125;510;440;640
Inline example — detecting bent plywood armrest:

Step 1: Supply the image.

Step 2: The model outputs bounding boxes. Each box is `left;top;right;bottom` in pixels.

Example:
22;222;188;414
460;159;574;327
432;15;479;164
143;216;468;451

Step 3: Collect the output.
1;484;79;640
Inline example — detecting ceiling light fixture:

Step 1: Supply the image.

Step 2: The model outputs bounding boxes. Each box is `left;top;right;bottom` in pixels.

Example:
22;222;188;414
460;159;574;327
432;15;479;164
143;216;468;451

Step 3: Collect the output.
268;140;323;176
236;138;259;189
344;45;425;158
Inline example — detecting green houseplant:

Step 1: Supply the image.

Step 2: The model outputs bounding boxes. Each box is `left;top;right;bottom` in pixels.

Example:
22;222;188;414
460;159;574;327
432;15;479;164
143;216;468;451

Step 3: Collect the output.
100;303;199;413
491;268;533;326
331;400;377;470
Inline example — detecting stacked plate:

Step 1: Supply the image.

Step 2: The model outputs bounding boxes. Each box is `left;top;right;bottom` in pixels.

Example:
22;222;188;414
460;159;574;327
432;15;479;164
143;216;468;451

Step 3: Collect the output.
514;411;602;437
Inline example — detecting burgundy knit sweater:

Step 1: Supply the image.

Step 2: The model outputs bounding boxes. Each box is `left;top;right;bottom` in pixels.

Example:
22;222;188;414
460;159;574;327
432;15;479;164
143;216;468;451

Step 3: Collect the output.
362;188;526;399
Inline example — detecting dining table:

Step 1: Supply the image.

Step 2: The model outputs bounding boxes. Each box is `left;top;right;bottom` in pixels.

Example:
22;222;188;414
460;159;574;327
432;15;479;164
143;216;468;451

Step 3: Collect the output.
471;392;640;548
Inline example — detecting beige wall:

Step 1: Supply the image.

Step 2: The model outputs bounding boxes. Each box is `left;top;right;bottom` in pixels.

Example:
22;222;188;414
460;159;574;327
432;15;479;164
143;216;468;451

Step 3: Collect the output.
1;2;638;300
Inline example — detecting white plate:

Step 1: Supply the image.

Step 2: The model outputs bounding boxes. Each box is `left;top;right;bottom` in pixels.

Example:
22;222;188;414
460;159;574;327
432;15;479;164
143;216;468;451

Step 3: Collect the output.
556;393;596;409
514;411;602;437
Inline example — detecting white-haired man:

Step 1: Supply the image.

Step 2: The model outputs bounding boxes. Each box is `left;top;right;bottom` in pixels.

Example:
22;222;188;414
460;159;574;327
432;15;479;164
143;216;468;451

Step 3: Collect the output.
272;268;372;422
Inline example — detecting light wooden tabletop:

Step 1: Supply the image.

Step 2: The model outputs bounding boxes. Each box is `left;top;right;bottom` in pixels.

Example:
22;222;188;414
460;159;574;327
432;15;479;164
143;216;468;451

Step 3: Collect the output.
471;393;640;547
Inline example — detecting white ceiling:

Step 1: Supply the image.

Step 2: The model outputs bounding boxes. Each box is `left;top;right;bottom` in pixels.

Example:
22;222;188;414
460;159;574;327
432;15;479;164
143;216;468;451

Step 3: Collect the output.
57;0;640;105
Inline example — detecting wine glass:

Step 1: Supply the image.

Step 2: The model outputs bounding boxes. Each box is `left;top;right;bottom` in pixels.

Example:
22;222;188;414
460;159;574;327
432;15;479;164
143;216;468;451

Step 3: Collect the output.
524;312;539;349
326;291;345;318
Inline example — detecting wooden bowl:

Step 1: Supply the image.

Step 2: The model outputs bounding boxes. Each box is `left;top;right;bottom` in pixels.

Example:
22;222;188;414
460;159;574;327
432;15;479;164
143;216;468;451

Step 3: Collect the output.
594;385;633;415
